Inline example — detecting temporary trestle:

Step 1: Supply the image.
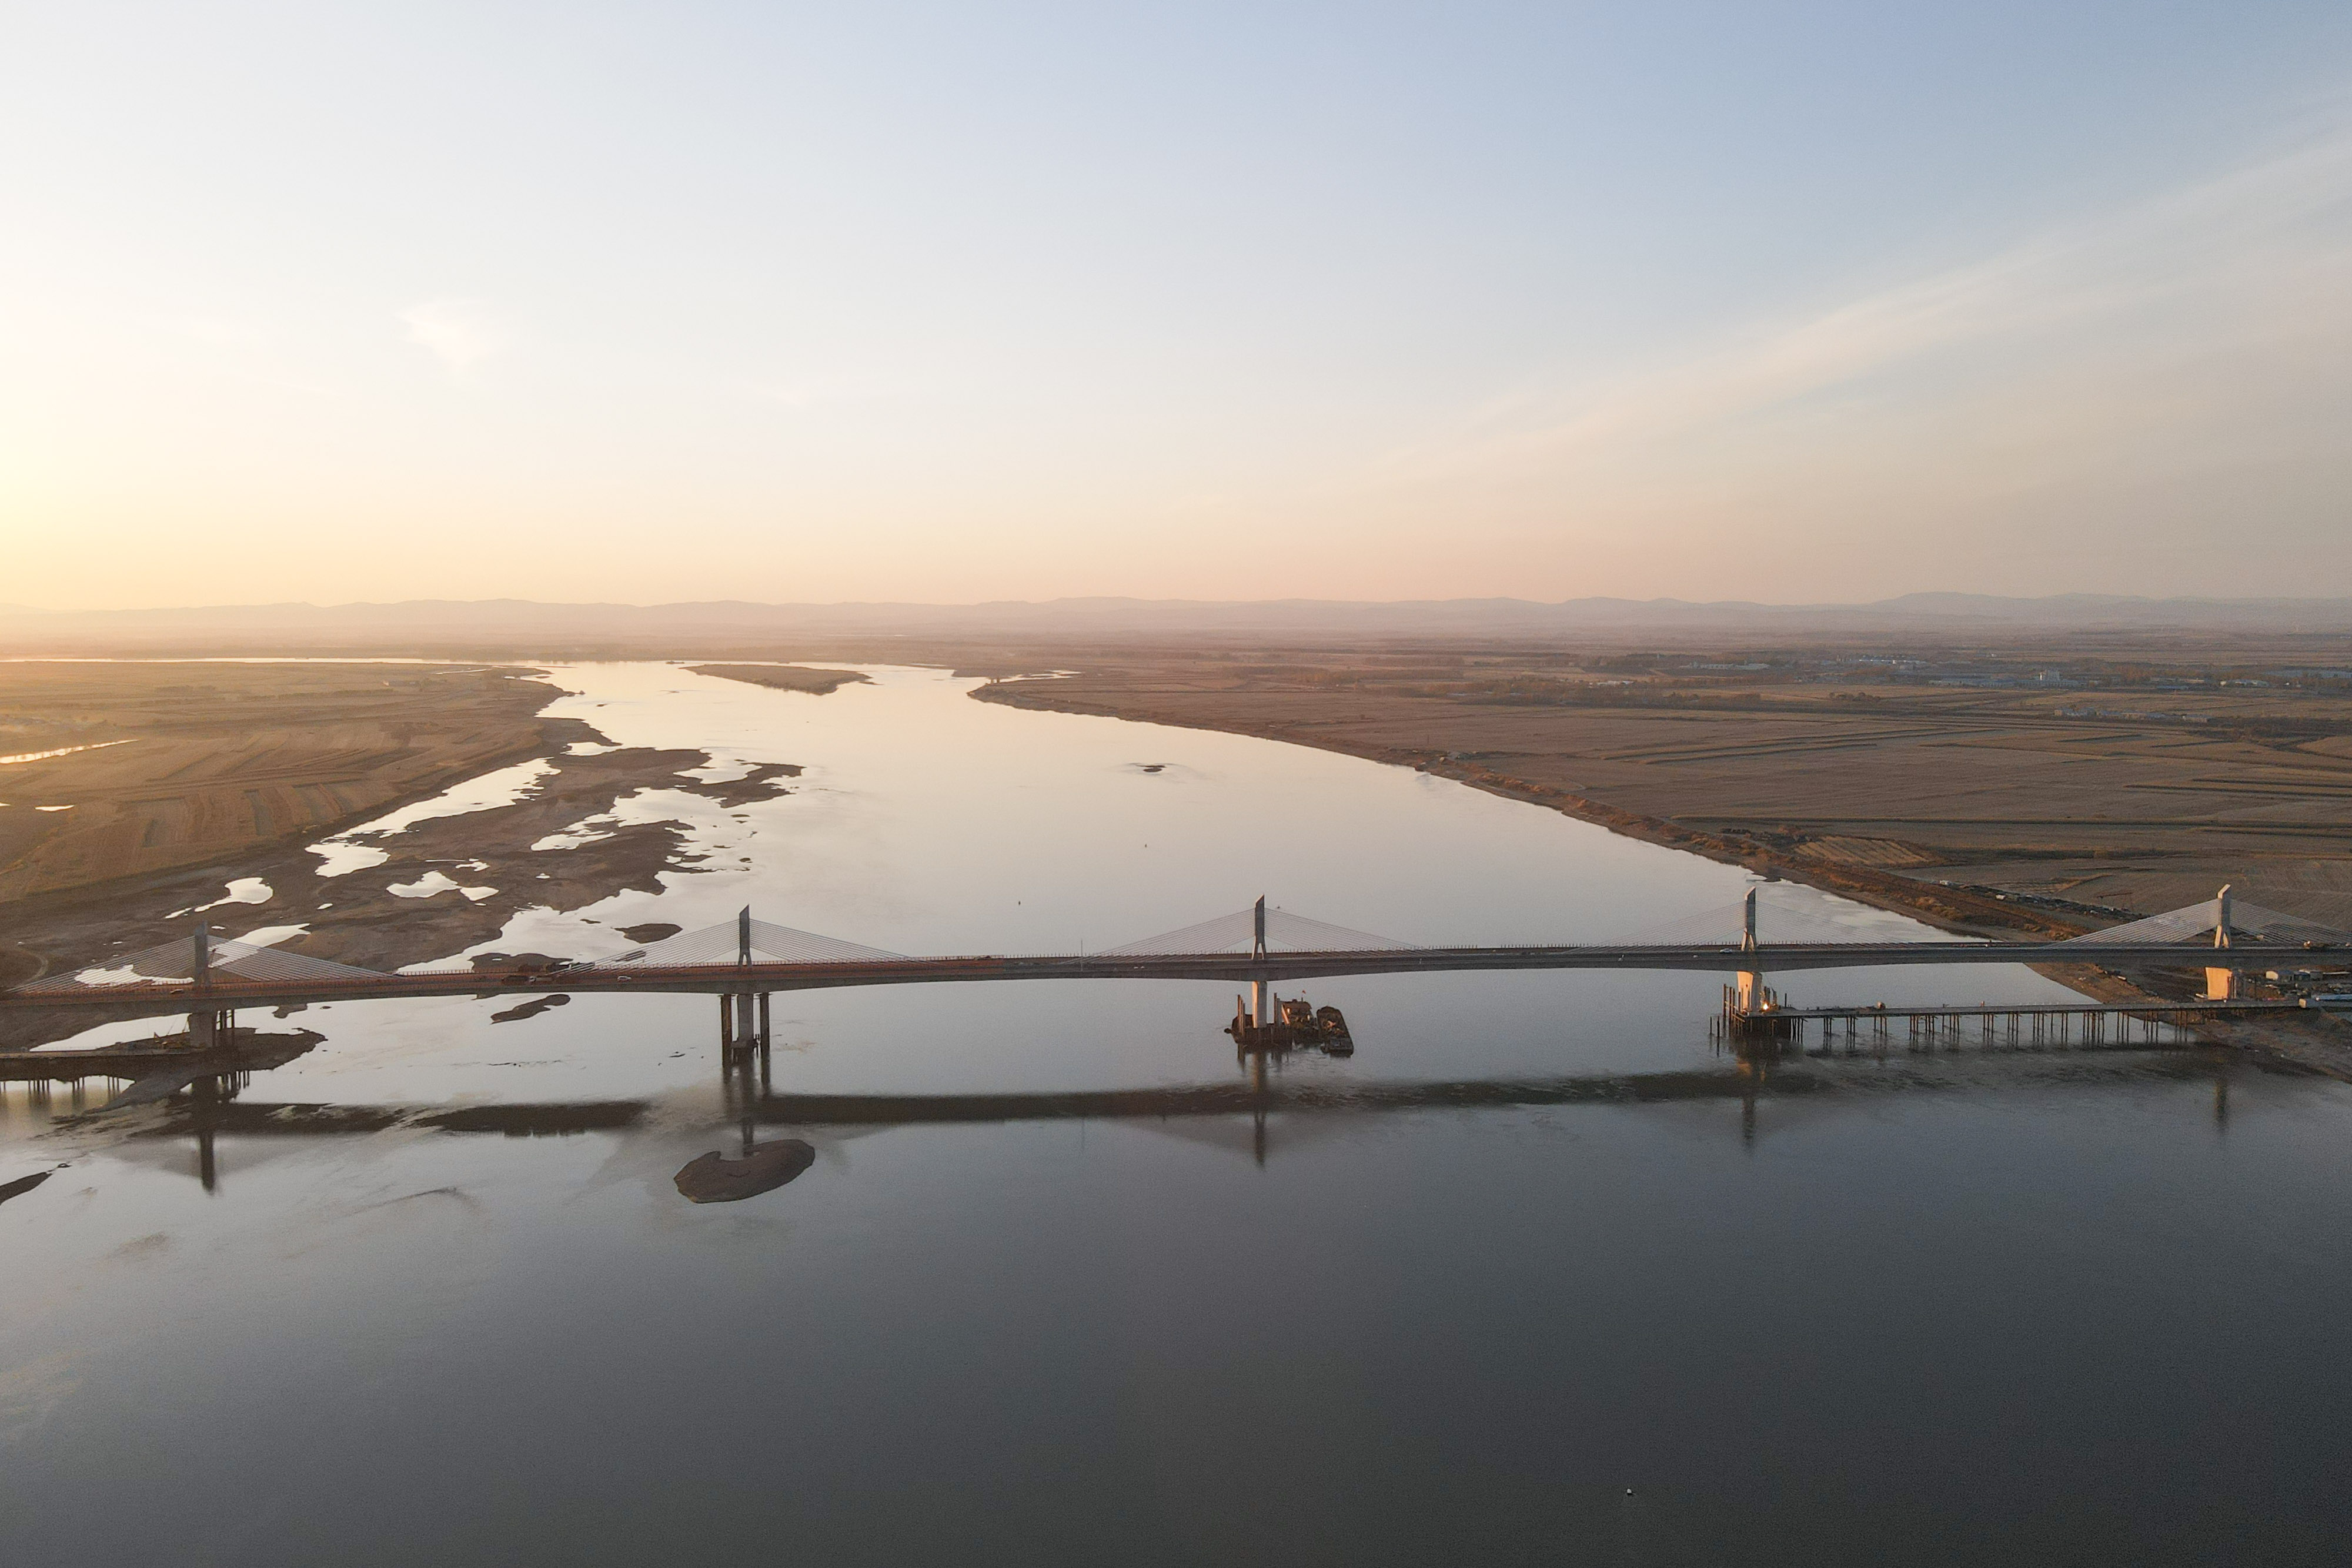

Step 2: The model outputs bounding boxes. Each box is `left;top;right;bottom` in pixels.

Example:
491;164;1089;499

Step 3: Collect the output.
1712;997;2299;1055
1698;881;2346;1054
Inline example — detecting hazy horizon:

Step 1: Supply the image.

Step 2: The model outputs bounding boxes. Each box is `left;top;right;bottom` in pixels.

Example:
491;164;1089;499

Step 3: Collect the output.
10;588;2352;654
7;3;2350;610
12;587;2352;617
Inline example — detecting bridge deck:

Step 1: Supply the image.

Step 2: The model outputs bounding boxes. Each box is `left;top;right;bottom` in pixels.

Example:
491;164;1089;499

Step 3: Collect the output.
1;940;2327;1013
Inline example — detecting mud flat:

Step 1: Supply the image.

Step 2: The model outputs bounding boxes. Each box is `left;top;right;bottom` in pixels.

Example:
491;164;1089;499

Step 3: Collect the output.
0;665;806;1044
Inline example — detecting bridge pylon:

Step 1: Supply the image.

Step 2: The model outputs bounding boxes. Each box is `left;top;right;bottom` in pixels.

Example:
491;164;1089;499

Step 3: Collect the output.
1250;895;1271;1028
186;921;233;1051
1735;889;1766;1014
2206;884;2237;1001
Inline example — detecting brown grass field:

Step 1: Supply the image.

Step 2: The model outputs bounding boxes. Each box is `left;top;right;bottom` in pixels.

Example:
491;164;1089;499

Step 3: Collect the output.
972;642;2352;935
0;662;558;905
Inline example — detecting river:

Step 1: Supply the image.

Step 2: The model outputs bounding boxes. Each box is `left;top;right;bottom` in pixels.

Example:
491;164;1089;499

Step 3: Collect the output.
5;663;2351;1565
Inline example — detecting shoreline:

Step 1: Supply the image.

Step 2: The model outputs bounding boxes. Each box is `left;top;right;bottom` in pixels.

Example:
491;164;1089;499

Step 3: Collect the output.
971;679;2352;1078
971;678;2073;938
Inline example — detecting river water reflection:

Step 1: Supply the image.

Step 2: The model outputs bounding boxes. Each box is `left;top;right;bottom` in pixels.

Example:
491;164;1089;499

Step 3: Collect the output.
5;664;2352;1565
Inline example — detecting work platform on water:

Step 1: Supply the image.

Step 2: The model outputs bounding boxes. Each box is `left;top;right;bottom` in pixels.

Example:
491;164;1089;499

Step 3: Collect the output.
1712;991;2286;1053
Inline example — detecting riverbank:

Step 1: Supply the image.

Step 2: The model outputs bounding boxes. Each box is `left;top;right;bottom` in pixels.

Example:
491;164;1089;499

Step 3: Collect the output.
964;640;2352;932
972;677;2076;939
973;670;2352;1077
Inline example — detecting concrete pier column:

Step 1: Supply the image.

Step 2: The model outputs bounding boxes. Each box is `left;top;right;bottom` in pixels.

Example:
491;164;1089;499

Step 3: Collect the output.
187;920;216;1048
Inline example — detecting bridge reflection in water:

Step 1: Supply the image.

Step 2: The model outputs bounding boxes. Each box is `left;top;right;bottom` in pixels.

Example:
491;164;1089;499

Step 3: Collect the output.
1;1020;2246;1201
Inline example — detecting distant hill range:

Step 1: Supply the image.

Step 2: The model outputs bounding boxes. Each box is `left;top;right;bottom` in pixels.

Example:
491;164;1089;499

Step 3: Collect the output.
4;594;2351;653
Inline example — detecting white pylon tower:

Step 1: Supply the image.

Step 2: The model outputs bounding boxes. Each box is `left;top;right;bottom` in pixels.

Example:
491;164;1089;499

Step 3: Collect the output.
1251;895;1271;1027
1736;888;1764;1011
2207;884;2236;1001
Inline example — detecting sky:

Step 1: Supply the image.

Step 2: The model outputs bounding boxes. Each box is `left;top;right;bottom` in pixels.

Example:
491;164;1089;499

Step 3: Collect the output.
3;2;2350;610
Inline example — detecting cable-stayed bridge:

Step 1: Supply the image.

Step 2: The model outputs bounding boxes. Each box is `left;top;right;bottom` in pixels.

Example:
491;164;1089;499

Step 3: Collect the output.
3;887;2337;1018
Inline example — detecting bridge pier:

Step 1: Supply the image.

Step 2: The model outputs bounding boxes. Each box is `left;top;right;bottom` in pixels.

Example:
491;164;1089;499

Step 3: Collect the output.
718;989;773;1095
186;923;233;1051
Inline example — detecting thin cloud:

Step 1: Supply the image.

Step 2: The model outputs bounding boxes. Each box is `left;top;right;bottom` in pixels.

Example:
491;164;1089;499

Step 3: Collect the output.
400;299;508;375
1377;123;2352;487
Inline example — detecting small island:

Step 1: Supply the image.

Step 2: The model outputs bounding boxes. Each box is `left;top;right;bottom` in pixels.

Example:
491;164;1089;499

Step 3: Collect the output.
687;664;870;696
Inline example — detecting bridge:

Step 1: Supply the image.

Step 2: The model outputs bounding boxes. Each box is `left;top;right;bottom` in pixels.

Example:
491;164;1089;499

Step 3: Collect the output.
3;884;2340;1063
2;887;2337;1012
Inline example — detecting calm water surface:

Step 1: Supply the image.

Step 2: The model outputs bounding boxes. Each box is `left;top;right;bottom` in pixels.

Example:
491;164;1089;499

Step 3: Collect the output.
4;664;2350;1565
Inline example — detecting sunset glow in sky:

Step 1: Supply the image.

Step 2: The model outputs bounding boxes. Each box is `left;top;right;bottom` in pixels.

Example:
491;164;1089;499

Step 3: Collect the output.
4;3;2350;609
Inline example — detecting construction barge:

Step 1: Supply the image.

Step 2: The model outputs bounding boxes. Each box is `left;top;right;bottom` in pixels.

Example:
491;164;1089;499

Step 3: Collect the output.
1227;991;1354;1057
